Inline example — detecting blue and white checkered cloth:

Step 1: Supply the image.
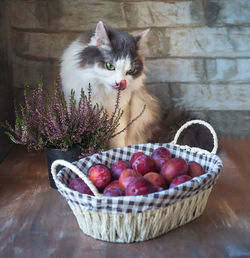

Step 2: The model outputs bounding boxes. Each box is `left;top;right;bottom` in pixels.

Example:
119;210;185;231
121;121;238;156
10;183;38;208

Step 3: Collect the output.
56;142;223;214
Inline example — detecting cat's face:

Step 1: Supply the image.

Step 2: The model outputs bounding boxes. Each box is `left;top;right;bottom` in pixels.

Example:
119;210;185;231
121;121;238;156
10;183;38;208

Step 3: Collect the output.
78;21;148;92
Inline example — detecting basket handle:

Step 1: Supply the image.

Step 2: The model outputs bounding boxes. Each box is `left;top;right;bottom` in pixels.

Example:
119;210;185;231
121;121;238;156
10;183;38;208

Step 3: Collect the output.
171;119;218;155
51;159;103;198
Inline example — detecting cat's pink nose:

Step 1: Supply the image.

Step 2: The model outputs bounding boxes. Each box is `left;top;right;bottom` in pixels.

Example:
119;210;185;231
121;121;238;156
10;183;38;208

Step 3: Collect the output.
119;80;127;90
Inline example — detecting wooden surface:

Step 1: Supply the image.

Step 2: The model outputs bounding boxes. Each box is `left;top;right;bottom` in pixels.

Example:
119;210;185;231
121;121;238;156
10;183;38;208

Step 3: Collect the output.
0;138;250;258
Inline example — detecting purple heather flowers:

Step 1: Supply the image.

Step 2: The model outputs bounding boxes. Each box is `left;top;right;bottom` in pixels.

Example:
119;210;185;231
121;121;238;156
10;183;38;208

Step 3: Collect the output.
4;80;145;156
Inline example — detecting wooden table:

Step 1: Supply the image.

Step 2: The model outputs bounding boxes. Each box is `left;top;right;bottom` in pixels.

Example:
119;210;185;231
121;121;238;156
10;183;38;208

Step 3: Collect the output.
0;138;250;258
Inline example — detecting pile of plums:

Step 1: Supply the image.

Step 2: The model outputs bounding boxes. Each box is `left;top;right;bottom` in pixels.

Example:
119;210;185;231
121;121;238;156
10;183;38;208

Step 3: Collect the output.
68;147;205;197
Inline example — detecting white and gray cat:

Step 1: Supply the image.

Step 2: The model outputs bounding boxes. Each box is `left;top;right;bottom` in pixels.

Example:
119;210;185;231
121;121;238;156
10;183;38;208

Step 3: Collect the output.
60;21;214;151
60;21;160;148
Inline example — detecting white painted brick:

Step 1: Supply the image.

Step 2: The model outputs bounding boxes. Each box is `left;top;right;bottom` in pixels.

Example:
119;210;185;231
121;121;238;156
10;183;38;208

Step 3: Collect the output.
12;57;58;89
10;0;126;30
13;27;250;60
167;27;250;58
49;0;127;30
173;84;250;110
124;1;204;28
148;83;250;111
206;59;250;83
12;30;80;59
146;58;250;84
193;110;250;137
215;0;250;25
10;0;48;29
146;59;205;83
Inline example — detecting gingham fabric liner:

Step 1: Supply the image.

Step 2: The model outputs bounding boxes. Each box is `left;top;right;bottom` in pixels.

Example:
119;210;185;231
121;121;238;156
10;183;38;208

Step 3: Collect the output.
56;143;223;214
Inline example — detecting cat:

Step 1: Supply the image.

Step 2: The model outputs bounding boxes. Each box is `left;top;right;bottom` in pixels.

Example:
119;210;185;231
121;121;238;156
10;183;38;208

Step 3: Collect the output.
60;21;214;152
60;21;160;148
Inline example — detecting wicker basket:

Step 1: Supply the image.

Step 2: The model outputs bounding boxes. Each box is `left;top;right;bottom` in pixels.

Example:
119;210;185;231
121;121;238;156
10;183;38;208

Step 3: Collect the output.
51;120;223;243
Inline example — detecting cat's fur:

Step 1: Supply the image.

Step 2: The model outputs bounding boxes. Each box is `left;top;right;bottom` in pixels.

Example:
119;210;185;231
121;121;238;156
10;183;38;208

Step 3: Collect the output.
61;21;160;148
60;21;214;151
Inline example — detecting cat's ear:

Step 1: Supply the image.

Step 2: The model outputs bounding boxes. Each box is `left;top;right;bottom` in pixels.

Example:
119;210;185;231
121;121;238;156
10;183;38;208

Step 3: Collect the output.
134;29;150;48
94;21;111;50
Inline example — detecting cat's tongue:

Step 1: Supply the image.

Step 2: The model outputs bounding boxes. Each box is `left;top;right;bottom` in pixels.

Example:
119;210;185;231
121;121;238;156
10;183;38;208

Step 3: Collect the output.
112;80;127;91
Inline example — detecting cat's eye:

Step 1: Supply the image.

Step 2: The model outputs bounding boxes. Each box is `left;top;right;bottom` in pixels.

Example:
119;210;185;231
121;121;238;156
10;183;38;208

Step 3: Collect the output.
126;68;137;75
106;62;115;71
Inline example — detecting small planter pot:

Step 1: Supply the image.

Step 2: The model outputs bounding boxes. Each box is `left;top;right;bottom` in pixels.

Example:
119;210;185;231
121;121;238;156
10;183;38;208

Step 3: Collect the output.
45;146;81;189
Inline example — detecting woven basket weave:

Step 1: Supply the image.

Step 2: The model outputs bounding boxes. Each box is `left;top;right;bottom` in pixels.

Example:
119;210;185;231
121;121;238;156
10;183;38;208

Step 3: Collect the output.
52;120;223;243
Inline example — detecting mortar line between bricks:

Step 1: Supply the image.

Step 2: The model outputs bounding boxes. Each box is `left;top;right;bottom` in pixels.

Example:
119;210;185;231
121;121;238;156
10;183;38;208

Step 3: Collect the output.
107;0;197;2
203;59;208;83
147;81;250;85
146;56;250;60
12;24;250;34
11;27;84;34
14;53;250;64
11;26;209;34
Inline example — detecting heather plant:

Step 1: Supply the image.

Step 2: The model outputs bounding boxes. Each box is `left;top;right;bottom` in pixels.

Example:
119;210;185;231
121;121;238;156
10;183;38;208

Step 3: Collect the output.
4;80;145;155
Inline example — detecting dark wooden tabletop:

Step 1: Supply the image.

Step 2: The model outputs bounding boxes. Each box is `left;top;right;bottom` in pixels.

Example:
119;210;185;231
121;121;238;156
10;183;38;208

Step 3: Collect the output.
0;138;250;258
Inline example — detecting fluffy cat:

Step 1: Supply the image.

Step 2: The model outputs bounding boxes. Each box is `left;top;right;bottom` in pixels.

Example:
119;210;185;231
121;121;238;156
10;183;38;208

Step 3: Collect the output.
60;21;160;148
61;21;214;152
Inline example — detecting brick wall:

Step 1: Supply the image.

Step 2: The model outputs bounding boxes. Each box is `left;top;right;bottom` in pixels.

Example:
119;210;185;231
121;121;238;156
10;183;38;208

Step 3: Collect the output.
5;0;250;136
